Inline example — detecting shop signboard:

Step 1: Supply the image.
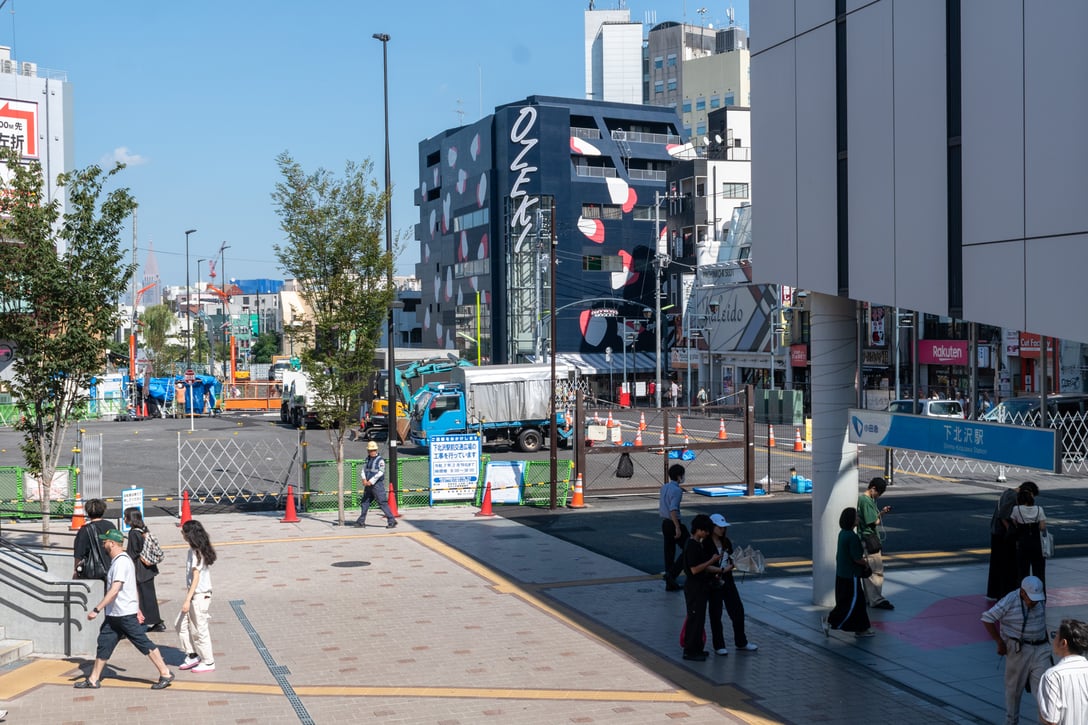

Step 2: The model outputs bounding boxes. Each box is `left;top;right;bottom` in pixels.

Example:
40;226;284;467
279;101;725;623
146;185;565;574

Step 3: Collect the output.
917;340;968;366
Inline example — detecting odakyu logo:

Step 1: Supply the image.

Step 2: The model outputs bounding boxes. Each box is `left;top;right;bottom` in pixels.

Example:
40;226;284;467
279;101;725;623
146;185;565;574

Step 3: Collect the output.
852;416;865;438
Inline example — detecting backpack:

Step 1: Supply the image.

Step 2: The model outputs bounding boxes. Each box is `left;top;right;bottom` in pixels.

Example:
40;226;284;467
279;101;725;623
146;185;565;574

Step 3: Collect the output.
615;452;634;478
140;529;165;566
76;523;109;581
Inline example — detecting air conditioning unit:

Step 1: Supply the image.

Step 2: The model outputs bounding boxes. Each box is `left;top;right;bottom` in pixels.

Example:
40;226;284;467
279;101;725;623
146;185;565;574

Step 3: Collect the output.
19;61;36;77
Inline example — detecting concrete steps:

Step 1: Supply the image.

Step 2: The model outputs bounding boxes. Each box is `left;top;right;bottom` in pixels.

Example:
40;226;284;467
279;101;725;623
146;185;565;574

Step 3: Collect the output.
0;626;33;666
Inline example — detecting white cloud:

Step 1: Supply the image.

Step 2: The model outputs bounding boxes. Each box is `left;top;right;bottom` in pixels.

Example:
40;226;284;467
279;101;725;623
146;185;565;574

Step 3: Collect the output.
100;146;148;167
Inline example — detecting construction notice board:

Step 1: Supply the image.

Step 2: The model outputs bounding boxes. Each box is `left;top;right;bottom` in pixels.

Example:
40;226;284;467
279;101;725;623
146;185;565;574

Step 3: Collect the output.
429;434;481;503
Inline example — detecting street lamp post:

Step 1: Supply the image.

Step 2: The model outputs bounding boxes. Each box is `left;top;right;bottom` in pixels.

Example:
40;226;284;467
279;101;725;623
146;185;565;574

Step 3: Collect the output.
219;242;231;377
184;229;197;372
373;31;399;504
197;258;206;372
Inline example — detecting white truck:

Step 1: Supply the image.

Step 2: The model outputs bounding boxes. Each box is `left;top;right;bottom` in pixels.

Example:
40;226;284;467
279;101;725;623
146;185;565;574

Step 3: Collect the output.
280;370;317;428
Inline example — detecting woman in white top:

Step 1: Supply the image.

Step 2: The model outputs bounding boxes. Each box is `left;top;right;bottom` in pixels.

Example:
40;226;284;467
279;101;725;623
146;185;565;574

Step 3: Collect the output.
176;519;217;674
1012;488;1048;587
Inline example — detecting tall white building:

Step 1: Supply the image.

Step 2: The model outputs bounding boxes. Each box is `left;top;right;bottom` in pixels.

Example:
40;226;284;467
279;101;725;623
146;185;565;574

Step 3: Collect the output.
584;6;644;103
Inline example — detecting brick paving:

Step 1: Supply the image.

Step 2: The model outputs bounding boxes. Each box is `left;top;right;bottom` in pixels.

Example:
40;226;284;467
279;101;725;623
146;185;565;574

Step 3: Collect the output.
3;505;1084;724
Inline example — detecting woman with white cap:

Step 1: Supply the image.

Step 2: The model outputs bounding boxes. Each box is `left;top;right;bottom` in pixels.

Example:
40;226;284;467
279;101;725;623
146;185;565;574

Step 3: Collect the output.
708;513;758;655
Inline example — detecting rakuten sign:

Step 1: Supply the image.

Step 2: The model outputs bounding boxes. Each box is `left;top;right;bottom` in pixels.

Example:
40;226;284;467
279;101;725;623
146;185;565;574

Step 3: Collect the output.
918;340;968;365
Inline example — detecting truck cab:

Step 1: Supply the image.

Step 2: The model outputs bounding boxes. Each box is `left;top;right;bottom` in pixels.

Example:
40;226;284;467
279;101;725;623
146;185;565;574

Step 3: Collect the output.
409;384;466;447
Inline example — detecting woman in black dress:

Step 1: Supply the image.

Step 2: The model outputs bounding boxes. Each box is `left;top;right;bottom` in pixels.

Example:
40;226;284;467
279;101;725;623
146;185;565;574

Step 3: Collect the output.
124;507;165;632
824;507;874;637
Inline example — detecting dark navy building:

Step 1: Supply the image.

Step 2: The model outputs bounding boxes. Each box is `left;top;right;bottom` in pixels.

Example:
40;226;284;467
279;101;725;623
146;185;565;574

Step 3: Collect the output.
415;95;684;371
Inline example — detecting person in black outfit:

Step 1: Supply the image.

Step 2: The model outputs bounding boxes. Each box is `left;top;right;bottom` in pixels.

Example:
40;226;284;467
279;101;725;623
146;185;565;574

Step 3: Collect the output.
707;513;758;655
124;507;165;632
73;498;112;583
987;481;1039;600
681;514;721;661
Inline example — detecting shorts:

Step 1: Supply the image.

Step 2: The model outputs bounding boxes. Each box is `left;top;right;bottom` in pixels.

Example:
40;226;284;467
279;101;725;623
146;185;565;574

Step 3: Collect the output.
96;614;158;659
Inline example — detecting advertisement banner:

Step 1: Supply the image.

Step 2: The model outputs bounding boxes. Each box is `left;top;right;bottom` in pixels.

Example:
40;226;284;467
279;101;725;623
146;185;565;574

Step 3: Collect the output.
917;340;969;366
790;344;808;367
869;306;886;346
1017;333;1055;360
429;434;481;502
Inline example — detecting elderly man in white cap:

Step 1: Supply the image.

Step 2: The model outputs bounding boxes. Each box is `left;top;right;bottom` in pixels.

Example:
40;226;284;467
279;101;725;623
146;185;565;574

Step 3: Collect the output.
707;512;757;656
981;575;1051;725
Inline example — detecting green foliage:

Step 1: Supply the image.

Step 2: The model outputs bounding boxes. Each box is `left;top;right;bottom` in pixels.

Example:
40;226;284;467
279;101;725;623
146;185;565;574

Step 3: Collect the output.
271;151;394;453
140;304;177;375
0;149;136;519
250;330;281;364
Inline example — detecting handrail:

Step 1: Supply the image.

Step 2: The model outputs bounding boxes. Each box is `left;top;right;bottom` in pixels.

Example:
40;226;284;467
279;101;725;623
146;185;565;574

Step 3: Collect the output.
0;543;93;657
0;536;48;571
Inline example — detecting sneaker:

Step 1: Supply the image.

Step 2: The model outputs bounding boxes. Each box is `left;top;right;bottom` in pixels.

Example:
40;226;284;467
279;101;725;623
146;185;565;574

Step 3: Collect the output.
179;656;200;670
739;642;759;652
147;622;167;633
855;629;877;638
191;662;216;673
386;520;398;529
714;647;729;656
873;601;895;610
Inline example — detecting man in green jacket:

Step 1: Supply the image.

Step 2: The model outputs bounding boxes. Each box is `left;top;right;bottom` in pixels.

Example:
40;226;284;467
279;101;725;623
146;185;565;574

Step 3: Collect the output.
858;477;894;610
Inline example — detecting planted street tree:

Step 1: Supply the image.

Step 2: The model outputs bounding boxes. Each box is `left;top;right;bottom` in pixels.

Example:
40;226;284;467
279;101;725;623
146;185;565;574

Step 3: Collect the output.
0;150;136;538
272;152;395;524
141;303;180;376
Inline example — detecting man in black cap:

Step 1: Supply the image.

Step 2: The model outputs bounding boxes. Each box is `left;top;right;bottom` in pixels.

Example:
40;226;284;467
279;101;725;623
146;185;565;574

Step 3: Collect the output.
74;528;174;690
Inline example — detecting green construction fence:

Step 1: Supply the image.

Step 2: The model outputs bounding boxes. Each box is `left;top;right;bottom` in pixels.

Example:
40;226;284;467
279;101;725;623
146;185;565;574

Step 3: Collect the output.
0;466;79;519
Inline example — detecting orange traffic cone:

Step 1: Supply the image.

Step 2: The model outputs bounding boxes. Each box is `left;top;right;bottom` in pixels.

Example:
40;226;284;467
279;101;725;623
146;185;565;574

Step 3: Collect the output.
569;473;586;509
793;427;804;452
684;435;690;449
768;424;777;448
178;490;192;527
476;481;495;517
387;480;401;519
658;429;665;446
70;493;85;531
606;411;615;428
675;415;683;434
634;428;644;446
639;412;647;431
718;418;728;440
593;411;601;425
281;484;300;523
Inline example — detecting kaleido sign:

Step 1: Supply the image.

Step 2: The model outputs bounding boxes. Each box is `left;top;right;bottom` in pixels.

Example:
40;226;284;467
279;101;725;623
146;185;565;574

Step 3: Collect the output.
917;340;968;365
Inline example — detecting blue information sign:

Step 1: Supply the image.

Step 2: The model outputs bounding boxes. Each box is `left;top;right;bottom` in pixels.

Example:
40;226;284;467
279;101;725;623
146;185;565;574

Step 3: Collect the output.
847;409;1059;472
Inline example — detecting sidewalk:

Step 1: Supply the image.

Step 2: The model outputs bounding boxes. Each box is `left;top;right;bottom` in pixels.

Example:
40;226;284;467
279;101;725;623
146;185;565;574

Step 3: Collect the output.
1;507;1081;724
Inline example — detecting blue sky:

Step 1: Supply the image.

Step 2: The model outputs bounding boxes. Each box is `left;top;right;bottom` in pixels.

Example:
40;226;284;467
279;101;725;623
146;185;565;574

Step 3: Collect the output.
1;0;747;287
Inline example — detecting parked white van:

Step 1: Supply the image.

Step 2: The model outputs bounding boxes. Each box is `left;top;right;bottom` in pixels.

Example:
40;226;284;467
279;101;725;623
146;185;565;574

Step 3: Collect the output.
885;399;965;418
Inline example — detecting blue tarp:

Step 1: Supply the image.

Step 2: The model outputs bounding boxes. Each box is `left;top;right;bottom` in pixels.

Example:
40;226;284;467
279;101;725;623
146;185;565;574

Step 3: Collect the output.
125;374;223;414
232;278;283;295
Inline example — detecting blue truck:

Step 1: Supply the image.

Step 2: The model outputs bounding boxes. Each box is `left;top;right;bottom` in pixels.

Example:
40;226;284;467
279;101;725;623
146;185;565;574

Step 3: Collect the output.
408;363;573;453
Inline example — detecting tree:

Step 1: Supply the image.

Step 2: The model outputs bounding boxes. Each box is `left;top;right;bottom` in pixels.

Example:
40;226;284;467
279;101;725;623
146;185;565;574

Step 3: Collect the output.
0;150;136;538
141;304;179;376
249;330;281;364
271;151;394;524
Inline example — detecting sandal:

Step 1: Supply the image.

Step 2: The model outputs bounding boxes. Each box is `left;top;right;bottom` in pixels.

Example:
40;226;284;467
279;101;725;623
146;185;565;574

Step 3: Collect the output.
151;673;175;690
74;679;101;689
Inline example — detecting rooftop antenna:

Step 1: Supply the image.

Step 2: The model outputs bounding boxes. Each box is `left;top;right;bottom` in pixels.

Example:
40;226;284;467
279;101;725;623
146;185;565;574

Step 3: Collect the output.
697;7;708;26
454;98;465;126
727;5;735;27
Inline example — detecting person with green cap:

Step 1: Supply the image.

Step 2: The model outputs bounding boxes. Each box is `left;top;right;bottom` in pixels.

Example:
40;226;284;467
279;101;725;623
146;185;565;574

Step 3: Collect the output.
74;528;174;690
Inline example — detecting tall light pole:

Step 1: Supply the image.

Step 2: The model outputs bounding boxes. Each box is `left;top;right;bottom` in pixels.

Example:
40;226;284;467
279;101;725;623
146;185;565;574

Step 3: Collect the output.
184;229;197;372
373;31;398;504
219;242;231;377
197;258;207;371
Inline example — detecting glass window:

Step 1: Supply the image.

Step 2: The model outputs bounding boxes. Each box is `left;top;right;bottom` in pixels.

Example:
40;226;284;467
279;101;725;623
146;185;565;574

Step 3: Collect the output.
667;78;677;91
654;56;663;69
581;204;600;219
695;97;706;110
696;124;706;136
721;182;749;199
724;93;735;106
710;96;721;109
583;255;603;271
682;100;692;113
667;53;677;67
654;80;664;94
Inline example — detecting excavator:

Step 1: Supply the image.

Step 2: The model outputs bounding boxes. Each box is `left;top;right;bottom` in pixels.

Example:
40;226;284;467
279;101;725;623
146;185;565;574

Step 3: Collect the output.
361;355;473;440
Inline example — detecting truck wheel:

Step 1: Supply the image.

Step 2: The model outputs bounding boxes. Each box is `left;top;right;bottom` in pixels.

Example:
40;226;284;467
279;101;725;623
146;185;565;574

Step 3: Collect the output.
517;428;544;453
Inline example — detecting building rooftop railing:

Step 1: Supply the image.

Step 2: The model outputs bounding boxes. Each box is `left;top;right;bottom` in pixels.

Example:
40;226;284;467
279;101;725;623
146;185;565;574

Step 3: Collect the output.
612;129;683;145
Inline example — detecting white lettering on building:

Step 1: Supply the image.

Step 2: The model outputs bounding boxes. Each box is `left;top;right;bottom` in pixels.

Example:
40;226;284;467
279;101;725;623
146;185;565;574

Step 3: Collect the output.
509;106;539;253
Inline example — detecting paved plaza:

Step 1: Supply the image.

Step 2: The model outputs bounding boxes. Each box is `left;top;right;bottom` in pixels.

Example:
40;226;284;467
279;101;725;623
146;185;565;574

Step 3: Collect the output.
1;504;1085;724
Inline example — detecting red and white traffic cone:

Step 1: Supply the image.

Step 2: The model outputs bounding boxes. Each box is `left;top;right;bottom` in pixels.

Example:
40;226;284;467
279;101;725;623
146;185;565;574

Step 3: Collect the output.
768;425;777;448
639;412;647;431
634;428;643;446
793;427;804;452
476;481;495;517
718;418;728;440
675;415;683;434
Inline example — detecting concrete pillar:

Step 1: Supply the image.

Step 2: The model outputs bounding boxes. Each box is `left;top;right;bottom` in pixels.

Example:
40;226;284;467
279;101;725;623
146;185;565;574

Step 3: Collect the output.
809;292;860;606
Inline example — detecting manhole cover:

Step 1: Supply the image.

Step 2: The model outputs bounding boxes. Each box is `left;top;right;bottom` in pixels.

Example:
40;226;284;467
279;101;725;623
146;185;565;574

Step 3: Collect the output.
331;561;371;568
